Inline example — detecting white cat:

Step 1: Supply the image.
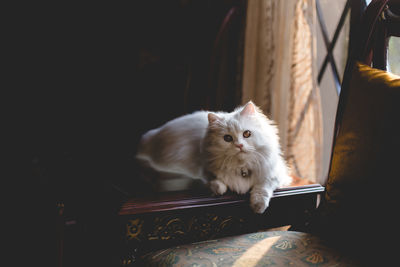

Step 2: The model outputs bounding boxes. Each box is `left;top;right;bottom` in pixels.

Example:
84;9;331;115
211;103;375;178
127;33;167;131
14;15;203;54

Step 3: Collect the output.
136;101;292;213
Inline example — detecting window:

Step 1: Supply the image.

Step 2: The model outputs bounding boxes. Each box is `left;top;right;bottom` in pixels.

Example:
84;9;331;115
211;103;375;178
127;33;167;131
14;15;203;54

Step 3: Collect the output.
388;37;400;75
316;0;350;182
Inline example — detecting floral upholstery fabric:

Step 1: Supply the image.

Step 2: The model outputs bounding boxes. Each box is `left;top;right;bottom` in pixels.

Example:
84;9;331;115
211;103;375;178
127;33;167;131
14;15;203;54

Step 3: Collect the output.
142;231;359;266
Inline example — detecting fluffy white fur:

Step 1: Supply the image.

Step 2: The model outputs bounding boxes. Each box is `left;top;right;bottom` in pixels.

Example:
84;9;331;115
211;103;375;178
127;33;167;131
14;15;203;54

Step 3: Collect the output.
136;101;292;213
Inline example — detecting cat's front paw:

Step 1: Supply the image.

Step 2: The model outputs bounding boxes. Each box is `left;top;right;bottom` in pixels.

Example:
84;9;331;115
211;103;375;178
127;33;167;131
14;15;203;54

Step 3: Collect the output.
250;193;270;214
209;180;227;195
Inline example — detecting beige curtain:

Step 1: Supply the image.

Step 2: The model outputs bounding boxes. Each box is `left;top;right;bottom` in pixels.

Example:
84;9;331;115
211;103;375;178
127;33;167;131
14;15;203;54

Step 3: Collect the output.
242;0;322;182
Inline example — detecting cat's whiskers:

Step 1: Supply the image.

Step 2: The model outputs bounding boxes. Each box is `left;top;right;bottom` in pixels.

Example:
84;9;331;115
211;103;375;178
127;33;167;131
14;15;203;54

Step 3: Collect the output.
245;147;265;175
221;155;234;170
208;153;232;171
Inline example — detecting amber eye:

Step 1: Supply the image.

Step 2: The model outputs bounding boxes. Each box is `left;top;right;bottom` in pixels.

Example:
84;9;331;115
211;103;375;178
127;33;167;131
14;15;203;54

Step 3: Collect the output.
223;135;233;142
243;130;251;138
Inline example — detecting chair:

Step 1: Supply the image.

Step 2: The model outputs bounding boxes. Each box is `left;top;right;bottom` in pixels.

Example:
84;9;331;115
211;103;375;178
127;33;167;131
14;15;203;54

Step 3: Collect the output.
133;0;400;265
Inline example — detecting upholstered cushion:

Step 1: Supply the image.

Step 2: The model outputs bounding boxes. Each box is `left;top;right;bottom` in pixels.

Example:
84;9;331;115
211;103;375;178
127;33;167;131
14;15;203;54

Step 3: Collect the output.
317;62;400;262
142;231;359;266
326;62;400;205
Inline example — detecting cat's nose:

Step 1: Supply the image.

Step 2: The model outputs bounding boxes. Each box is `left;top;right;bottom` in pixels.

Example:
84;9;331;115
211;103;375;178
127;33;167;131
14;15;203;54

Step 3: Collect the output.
235;144;243;149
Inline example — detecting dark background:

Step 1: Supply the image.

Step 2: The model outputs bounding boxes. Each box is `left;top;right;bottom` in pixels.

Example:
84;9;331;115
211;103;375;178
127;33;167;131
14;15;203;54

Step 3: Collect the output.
10;1;246;266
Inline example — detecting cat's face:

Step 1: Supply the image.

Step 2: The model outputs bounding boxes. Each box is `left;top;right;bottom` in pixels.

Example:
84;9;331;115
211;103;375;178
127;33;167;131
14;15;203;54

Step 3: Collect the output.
208;118;255;156
207;102;266;157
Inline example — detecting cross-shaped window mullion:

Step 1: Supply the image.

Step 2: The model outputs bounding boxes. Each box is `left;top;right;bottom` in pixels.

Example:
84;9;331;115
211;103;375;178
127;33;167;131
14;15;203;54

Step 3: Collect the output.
316;0;351;95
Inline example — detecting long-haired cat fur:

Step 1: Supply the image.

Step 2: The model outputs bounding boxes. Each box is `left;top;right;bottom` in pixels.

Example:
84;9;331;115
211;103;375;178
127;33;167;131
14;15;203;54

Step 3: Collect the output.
136;101;291;213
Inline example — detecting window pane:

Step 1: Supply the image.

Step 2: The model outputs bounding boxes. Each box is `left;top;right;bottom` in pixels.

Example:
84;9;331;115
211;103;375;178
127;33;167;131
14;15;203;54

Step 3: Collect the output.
388;37;400;75
316;0;348;183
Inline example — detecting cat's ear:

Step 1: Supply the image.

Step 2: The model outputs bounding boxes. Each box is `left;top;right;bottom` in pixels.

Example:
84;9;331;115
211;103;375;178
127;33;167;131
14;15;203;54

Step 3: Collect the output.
240;101;256;116
208;113;221;124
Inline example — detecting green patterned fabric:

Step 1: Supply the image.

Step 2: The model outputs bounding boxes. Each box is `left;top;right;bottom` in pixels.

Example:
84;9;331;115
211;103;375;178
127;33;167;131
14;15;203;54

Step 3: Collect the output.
142;231;359;266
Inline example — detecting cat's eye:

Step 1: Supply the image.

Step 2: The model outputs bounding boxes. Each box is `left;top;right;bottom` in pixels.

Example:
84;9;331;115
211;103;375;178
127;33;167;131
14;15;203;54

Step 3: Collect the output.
223;135;233;142
243;130;251;138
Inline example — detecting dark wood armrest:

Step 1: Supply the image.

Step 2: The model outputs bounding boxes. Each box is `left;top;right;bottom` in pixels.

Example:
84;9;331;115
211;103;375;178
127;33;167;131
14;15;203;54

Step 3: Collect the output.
119;183;324;215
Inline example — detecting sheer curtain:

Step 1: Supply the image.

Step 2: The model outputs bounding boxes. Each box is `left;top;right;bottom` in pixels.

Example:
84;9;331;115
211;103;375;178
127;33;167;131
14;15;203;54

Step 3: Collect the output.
242;0;322;182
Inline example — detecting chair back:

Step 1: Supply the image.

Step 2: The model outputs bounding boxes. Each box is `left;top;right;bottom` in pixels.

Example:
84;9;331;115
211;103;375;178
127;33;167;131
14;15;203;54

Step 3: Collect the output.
330;0;400;162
